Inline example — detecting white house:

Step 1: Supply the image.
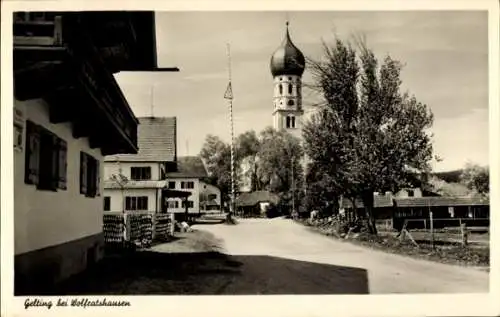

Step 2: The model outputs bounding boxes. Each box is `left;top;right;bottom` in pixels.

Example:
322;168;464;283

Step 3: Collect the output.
13;11;170;294
103;117;184;214
200;181;222;212
163;156;209;214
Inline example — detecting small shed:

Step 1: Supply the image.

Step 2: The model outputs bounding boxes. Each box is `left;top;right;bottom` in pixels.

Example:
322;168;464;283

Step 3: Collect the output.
235;191;280;217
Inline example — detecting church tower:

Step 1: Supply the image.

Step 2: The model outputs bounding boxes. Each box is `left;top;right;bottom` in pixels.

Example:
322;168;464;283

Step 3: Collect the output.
270;21;306;140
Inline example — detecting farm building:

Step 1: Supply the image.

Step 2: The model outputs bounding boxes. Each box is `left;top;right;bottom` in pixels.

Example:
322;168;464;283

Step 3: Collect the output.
341;193;394;220
392;196;490;230
235;191;280;217
13;11;176;293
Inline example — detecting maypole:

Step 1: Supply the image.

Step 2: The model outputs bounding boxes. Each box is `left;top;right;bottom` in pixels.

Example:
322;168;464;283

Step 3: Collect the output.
224;43;236;223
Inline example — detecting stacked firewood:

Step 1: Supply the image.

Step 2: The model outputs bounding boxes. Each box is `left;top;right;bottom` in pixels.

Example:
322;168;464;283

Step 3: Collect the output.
155;213;172;239
140;214;153;244
128;214;143;241
103;214;125;243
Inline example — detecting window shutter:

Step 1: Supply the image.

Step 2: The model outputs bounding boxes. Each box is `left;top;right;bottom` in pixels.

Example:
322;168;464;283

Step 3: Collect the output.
24;121;40;185
95;158;100;196
87;156;96;197
80;152;88;195
58;139;67;189
125;197;131;210
50;134;59;190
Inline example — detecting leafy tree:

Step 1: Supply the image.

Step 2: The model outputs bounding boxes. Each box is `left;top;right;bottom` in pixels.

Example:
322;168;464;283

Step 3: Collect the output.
257;127;304;214
199;134;238;211
460;162;489;196
305;38;434;234
235;130;261;191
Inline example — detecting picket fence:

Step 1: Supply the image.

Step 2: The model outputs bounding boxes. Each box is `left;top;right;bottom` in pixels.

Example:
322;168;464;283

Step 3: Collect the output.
103;212;175;247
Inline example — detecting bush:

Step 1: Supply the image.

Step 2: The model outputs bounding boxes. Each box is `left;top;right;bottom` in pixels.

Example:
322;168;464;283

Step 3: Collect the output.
300;216;489;267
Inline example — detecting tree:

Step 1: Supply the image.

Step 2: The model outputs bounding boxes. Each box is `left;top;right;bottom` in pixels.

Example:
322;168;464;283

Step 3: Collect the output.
235;130;261;191
305;37;434;234
199;135;237;212
257;127;304;215
460;162;489;196
109;163;129;214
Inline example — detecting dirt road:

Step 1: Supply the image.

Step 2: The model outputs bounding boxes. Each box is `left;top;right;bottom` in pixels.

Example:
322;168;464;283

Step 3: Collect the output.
196;218;489;294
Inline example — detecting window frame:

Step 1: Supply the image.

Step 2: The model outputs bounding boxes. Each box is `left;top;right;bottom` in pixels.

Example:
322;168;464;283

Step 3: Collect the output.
80;151;100;198
125;196;149;211
130;166;152;180
24;120;67;191
103;196;111;211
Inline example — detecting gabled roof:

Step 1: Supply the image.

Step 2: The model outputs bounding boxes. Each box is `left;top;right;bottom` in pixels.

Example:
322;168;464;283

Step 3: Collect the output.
394;196;489;208
342;195;394;209
235;191;280;207
104;117;176;162
166;156;208;179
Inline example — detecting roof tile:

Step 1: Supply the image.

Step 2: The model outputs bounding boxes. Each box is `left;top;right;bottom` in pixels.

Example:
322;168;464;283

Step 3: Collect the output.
104;117;176;162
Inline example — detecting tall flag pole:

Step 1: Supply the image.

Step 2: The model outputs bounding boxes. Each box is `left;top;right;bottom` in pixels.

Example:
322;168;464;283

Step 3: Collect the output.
224;43;236;217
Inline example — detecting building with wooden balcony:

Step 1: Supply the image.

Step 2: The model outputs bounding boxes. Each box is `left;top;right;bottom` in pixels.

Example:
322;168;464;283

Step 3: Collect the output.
13;11;179;295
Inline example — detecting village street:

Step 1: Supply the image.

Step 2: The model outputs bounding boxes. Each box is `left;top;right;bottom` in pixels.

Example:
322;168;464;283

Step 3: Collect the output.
50;217;489;296
193;218;489;294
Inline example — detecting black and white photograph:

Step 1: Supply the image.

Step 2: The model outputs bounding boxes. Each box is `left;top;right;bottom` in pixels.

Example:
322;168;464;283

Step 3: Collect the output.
1;1;499;316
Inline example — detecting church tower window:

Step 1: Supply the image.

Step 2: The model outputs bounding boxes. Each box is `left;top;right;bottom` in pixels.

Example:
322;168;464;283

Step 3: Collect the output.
279;84;283;95
288;83;293;94
288;100;294;106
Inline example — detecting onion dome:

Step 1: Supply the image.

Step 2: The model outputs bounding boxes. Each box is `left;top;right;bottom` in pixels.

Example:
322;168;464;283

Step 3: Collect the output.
270;21;305;77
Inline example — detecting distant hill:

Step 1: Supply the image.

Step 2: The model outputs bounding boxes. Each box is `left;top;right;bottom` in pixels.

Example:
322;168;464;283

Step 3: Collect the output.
427;174;474;197
433;169;463;183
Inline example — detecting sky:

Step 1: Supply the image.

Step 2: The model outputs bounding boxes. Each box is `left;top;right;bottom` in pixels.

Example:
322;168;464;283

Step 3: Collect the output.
114;11;489;173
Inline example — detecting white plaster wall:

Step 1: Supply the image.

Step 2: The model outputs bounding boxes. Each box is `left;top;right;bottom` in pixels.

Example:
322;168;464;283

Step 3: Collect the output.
165;177;200;213
200;181;222;206
104;188;159;213
14;99;104;255
104;161;161;181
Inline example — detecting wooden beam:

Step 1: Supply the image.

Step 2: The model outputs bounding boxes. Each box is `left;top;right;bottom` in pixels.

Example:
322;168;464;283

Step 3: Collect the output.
46;87;77;124
72;119;91;139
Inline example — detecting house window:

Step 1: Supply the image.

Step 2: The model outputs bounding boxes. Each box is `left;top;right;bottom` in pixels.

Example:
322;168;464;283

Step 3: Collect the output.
181;181;195;189
24;120;67;191
125;196;148;211
103;196;111;211
168;200;179;208
181;200;194;208
168;181;176;189
286;116;296;129
14;112;23;151
130;167;151;180
80;151;99;197
408;190;414;197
